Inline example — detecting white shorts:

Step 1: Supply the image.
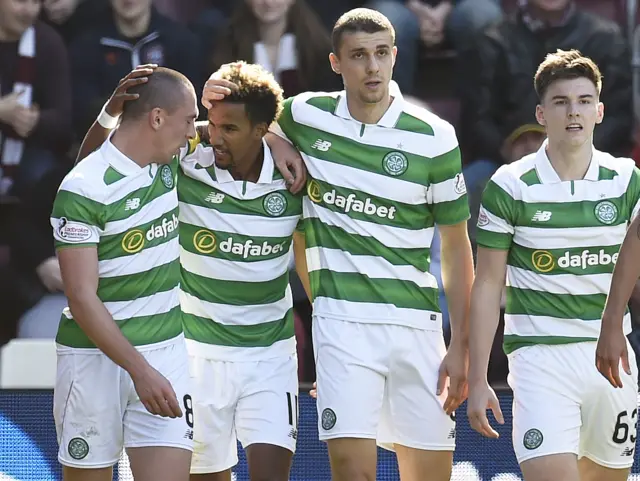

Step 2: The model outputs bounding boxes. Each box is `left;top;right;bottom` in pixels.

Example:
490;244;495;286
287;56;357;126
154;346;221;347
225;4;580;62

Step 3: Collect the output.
508;341;639;468
313;316;455;451
54;335;193;468
188;348;299;474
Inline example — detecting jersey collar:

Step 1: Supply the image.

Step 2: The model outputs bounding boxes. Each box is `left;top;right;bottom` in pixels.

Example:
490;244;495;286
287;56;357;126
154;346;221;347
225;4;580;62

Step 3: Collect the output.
334;80;404;128
214;138;275;184
102;131;147;176
534;139;600;183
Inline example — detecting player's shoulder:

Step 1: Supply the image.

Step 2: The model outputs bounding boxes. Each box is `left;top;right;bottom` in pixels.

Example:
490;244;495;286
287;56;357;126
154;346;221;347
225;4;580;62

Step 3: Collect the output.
594;149;637;179
182;140;215;166
488;152;538;197
287;90;342;116
58;150;110;202
397;98;456;140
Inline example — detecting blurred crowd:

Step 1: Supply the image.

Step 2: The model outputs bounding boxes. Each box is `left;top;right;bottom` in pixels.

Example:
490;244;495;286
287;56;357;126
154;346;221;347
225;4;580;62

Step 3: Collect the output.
1;0;640;386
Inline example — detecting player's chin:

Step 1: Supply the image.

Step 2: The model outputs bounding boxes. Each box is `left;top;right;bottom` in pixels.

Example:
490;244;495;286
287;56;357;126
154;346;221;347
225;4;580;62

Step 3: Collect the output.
214;160;231;170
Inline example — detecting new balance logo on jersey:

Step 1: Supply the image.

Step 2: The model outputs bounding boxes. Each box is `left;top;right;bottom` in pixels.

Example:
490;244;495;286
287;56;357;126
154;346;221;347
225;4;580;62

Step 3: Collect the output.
288;428;298;440
125;198;140;211
622;447;635;457
311;139;331;151
531;210;552;222
204;192;225;204
184;429;193;440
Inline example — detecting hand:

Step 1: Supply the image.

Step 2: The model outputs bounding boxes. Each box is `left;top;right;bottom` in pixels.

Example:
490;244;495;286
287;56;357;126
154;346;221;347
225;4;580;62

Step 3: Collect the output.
596;321;632;388
309;381;317;399
36;256;64;292
13;106;39;138
201;77;239;109
0;91;26;126
131;365;183;418
467;379;504;438
437;340;469;415
105;65;157;117
43;0;80;24
266;133;307;194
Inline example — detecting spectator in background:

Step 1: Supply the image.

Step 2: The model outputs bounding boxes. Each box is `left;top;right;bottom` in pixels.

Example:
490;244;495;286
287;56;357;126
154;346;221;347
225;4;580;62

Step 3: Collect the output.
69;0;202;138
210;0;341;98
0;165;68;341
41;0;109;44
0;0;72;198
366;0;502;94
458;0;633;244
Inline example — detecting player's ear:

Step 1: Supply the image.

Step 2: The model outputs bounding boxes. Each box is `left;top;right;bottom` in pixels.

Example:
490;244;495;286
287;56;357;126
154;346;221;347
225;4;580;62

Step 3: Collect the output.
596;101;604;125
329;53;340;75
535;104;546;127
255;122;268;139
150;108;164;131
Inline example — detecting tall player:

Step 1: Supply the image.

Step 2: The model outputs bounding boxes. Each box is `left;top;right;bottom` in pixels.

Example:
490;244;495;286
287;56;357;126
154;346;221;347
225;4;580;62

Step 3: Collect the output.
467;49;640;481
204;8;474;481
51;68;197;481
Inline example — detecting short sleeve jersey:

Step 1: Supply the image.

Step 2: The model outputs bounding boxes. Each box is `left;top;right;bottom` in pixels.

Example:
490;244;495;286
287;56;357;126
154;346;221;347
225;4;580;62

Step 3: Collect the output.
273;89;469;329
177;140;303;360
50;137;182;348
476;142;640;353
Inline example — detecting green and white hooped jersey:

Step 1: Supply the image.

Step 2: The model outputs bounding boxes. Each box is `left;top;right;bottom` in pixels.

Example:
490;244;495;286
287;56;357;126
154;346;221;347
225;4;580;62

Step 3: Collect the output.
274;89;469;330
477;142;640;354
51;136;182;349
178;140;303;360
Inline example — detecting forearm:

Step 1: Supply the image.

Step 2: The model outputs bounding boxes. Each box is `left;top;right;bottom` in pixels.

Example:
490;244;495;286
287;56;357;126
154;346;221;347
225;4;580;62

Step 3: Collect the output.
468;280;503;383
68;294;148;376
293;232;311;300
440;235;474;344
603;218;640;323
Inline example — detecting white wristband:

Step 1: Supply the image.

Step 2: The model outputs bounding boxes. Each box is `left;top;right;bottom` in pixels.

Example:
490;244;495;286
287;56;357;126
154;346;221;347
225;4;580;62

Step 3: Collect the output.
97;105;120;129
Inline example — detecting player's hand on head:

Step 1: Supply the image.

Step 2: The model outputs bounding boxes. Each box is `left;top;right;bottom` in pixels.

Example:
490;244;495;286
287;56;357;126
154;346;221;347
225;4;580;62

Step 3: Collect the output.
201;77;239;109
467;380;503;439
437;342;469;415
131;364;183;418
105;64;158;117
596;321;631;389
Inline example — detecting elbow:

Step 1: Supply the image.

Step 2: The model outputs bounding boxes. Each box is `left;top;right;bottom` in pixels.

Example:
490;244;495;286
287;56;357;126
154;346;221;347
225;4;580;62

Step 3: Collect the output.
65;284;97;308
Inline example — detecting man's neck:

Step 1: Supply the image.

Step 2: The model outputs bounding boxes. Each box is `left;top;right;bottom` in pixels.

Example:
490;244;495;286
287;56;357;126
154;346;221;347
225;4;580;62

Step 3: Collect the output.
111;127;156;167
347;93;393;125
115;10;151;39
546;139;593;181
230;143;265;183
258;19;287;47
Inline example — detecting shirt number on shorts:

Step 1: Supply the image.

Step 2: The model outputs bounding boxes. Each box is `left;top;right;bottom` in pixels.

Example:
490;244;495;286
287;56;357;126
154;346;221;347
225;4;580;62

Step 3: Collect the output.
612;409;637;444
183;394;194;428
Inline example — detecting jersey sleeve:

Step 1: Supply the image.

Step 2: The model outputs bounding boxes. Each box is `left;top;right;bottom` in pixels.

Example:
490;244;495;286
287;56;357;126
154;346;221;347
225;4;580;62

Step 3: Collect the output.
273;97;295;144
51;172;103;249
428;139;471;225
626;166;640;221
476;172;517;250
